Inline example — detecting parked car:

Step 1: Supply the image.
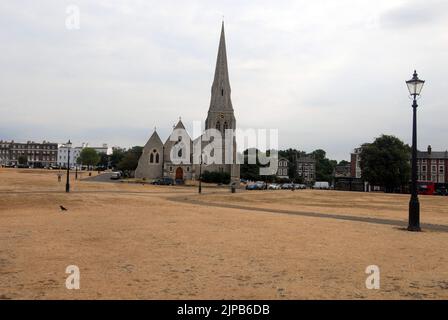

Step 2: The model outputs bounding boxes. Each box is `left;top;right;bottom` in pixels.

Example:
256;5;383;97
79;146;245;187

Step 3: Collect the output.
313;181;330;189
152;177;174;185
435;187;448;196
110;171;122;180
246;182;265;190
281;183;292;189
268;183;281;190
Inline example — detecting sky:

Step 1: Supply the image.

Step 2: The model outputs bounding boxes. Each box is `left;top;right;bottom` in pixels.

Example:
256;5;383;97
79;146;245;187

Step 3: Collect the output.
0;0;447;161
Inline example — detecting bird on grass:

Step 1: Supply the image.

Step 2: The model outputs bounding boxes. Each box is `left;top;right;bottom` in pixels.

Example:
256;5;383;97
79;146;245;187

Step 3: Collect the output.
59;205;68;212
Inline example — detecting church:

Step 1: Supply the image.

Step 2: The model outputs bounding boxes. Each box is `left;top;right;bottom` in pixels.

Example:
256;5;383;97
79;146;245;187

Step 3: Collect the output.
135;22;240;183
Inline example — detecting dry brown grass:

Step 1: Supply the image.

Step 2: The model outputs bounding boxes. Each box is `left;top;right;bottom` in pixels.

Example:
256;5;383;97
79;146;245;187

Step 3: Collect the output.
0;168;447;299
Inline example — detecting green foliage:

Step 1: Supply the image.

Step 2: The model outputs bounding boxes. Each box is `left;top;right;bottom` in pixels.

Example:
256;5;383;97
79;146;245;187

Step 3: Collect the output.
117;146;143;171
360;134;411;193
240;149;269;181
312;149;337;182
110;148;126;169
201;171;231;184
98;153;110;168
18;155;28;165
77;148;100;167
240;148;339;183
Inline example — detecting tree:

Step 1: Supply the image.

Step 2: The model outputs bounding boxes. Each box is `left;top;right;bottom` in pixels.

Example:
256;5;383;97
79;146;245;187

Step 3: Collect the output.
110;148;126;169
312;149;337;182
18;155;28;165
97;152;110;169
117;146;143;172
77;148;100;169
360;135;411;193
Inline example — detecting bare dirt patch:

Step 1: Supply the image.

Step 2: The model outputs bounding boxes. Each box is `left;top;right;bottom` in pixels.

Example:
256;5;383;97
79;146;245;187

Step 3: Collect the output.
1;168;447;299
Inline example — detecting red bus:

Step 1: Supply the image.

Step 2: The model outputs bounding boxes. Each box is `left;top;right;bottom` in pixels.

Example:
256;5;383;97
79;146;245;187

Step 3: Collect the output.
417;181;435;195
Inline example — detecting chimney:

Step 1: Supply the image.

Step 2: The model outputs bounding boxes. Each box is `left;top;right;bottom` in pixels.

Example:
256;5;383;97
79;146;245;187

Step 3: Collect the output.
427;145;432;155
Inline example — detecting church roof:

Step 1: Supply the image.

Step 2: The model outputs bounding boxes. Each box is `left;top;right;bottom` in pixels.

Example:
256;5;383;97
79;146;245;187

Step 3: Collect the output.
164;118;191;145
174;119;186;130
145;130;163;148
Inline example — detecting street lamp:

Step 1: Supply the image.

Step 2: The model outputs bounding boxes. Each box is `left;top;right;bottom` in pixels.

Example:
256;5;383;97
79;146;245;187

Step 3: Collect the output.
198;153;203;194
406;70;425;231
65;140;72;193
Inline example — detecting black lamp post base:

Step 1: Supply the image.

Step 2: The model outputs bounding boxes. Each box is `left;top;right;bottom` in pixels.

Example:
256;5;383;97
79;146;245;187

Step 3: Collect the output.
407;225;421;232
408;196;420;232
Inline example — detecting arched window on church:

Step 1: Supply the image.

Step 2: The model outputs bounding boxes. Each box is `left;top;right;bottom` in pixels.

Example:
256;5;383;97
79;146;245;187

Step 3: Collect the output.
223;122;228;131
178;148;182;158
221;89;224;96
150;153;154;163
216;121;221;131
155;153;159;163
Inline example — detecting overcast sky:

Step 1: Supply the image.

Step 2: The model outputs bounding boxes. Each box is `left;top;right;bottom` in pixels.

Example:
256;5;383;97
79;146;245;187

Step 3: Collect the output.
0;0;447;161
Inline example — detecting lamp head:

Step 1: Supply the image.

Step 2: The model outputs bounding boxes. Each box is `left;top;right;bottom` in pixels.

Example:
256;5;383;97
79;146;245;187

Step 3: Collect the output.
406;70;425;96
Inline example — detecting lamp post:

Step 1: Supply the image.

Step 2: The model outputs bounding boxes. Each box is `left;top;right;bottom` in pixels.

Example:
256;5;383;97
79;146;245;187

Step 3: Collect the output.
65;140;72;193
406;70;425;232
198;153;203;194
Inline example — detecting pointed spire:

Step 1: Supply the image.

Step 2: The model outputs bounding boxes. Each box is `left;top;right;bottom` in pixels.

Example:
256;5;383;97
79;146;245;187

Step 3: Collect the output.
208;21;233;112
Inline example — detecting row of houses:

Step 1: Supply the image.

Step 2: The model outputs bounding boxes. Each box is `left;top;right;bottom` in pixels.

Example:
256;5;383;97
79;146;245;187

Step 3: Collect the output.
275;144;448;188
350;145;448;184
0;140;112;168
275;156;316;183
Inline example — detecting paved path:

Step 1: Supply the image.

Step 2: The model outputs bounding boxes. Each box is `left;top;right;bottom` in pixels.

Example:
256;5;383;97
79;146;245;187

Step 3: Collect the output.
82;172;116;182
169;197;448;233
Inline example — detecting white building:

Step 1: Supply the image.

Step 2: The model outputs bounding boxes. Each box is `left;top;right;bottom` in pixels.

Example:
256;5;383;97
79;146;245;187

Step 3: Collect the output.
57;143;112;167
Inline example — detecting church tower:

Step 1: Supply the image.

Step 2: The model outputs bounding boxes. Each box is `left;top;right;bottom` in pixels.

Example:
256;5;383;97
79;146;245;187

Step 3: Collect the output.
204;22;239;183
205;22;236;133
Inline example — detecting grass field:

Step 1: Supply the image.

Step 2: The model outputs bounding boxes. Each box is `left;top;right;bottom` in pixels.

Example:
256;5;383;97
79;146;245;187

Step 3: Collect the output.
0;168;447;299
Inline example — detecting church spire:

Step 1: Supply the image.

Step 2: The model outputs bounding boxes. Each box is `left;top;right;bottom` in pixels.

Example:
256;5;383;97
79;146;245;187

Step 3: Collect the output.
209;21;233;112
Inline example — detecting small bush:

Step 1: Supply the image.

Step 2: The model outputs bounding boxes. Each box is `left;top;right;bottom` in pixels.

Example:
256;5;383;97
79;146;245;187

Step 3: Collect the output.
201;171;230;184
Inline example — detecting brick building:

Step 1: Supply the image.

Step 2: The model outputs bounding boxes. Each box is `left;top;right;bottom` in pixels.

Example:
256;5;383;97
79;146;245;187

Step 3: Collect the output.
0;140;58;167
276;157;289;179
350;147;362;179
417;145;448;183
0;140;12;165
297;155;316;184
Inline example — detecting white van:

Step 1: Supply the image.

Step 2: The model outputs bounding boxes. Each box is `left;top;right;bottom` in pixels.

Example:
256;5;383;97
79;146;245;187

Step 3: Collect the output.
313;181;330;189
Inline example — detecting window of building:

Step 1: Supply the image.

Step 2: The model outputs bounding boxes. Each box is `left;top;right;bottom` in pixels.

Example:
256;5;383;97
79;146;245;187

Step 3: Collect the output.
150;153;154;163
223;122;228;131
216;121;221;131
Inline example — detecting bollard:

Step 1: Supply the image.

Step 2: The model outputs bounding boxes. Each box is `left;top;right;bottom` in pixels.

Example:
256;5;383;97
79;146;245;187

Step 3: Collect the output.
231;186;236;193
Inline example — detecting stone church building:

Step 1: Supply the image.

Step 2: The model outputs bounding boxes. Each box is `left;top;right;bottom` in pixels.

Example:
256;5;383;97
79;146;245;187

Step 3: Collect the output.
135;23;240;183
